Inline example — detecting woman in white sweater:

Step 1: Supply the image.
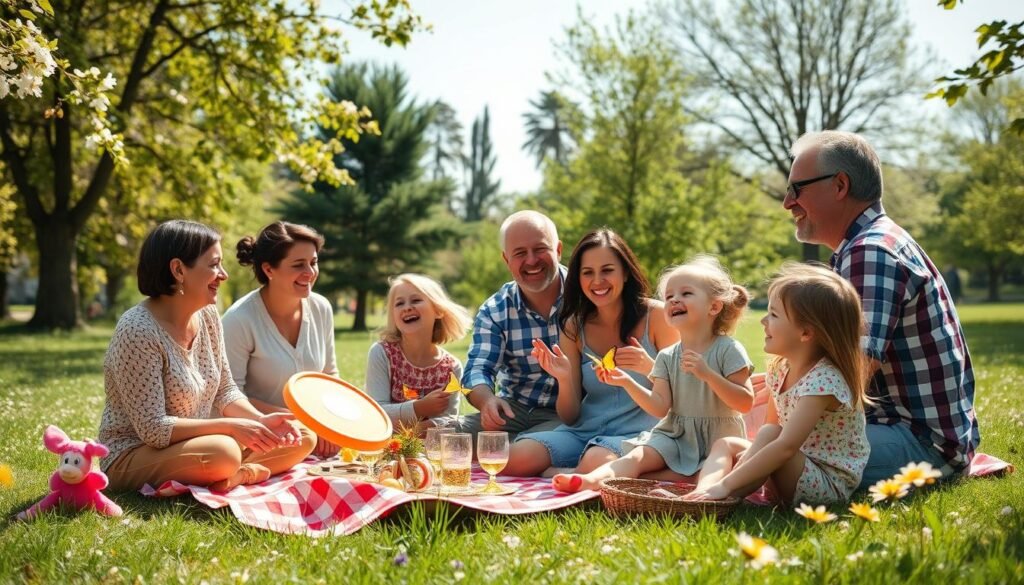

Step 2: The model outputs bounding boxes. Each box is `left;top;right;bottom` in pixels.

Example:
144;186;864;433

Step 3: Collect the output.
222;222;340;458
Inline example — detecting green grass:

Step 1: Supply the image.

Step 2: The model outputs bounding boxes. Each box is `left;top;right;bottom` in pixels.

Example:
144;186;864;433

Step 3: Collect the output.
1;306;1022;583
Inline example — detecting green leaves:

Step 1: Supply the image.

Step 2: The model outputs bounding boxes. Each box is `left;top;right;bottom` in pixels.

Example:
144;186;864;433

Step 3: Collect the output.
930;13;1024;134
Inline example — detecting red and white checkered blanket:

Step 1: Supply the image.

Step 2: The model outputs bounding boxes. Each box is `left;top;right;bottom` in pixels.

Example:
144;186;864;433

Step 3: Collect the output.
142;463;600;536
143;451;1012;536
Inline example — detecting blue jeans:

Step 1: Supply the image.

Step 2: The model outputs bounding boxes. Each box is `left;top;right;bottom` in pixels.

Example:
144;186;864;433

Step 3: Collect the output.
858;423;951;489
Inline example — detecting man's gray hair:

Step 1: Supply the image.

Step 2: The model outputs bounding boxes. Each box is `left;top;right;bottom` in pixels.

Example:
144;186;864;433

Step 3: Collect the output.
498;210;559;251
791;131;883;203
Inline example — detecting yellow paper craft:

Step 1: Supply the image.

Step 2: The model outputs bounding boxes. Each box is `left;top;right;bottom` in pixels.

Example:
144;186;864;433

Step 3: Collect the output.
444;372;472;395
402;385;419;401
585;347;617;371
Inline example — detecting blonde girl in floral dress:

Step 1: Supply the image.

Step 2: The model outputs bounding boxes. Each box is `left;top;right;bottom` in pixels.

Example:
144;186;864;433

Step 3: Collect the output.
686;263;869;505
365;274;473;431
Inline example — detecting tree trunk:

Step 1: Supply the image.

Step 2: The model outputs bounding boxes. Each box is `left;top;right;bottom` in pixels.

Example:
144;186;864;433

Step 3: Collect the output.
104;264;127;315
352;287;368;331
0;270;8;320
802;242;820;263
987;259;1001;302
27;219;80;330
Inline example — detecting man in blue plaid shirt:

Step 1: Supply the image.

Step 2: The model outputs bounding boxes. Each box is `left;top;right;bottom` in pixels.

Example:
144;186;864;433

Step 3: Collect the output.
785;131;978;488
459;211;567;438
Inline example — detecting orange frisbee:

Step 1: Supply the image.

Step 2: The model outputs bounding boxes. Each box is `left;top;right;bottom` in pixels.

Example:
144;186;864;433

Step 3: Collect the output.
283;372;393;451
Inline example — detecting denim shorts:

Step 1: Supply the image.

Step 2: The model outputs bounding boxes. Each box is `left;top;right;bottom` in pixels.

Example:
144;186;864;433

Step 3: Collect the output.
517;429;633;468
858;423;952;489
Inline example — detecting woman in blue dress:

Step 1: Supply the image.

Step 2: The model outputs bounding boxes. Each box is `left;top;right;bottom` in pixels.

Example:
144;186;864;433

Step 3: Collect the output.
503;228;677;476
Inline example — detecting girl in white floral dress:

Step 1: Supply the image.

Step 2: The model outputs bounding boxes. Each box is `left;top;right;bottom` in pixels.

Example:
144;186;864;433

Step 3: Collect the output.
686;263;869;505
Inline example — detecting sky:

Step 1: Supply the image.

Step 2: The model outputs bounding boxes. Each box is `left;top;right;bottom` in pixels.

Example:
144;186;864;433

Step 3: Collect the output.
331;0;1024;194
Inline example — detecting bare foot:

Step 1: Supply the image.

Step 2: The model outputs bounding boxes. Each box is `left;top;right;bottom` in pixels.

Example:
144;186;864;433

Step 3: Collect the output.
552;473;598;493
208;463;272;492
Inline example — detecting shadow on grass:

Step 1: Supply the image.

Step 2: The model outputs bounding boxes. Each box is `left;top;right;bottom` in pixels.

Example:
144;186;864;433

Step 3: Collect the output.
962;321;1024;369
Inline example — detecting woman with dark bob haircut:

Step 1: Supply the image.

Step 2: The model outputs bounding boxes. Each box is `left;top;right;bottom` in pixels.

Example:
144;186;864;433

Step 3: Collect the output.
503;228;678;476
222;221;341;458
98;220;315;492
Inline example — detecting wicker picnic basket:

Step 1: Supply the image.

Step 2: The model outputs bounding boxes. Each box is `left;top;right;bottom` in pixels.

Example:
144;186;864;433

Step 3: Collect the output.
598;478;740;520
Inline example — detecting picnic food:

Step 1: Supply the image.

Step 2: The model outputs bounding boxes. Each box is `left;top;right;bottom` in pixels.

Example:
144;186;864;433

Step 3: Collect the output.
443;372;472;395
585;347;617;371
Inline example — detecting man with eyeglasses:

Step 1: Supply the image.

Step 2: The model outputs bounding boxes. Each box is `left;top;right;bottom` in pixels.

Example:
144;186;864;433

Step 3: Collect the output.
783;130;978;489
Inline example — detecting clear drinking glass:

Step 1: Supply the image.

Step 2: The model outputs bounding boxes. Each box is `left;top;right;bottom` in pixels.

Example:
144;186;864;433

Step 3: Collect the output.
424;427;447;488
440;432;472;488
359;449;383;478
476;431;509;494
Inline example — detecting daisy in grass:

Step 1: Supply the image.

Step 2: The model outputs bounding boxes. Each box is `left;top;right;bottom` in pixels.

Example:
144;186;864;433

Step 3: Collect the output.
868;478;909;503
894;461;942;487
848;502;881;522
735;532;779;569
795;503;837;523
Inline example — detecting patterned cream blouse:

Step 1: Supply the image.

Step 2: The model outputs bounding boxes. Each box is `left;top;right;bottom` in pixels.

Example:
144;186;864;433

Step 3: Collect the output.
98;303;245;471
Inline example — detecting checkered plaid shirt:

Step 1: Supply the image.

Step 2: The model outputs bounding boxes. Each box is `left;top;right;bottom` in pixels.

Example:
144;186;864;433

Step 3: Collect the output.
831;203;978;475
461;267;567;409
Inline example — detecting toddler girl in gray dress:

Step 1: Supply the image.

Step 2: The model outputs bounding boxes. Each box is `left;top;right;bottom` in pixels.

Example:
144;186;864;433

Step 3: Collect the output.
553;255;754;492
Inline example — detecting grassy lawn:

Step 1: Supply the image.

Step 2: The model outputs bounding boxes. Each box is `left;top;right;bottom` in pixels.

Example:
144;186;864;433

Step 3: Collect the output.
0;304;1022;583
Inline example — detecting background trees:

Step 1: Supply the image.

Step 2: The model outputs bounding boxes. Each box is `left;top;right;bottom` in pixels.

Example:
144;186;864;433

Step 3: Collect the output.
0;0;423;329
279;64;458;331
663;0;922;261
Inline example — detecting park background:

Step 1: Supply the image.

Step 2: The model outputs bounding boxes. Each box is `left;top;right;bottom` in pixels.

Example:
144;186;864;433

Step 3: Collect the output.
1;0;1023;583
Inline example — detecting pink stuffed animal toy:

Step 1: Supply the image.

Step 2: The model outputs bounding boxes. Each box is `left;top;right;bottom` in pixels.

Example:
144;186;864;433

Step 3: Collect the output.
17;425;123;520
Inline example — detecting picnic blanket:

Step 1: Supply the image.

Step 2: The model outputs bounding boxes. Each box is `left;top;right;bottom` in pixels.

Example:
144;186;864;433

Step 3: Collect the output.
142;464;599;536
143;387;1012;536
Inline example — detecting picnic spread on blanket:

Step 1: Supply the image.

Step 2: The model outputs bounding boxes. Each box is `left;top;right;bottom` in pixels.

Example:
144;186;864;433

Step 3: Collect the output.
139;371;1015;537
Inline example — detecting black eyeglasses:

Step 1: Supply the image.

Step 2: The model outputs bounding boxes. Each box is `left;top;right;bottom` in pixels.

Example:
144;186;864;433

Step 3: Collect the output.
786;172;839;200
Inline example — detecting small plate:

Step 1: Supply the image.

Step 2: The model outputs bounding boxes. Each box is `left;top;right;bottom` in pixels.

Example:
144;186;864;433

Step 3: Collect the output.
306;461;371;479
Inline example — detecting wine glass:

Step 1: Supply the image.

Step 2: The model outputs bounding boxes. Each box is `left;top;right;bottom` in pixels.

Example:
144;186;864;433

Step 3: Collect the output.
359;448;384;478
424;427;447;489
476;431;509;494
440;432;472;489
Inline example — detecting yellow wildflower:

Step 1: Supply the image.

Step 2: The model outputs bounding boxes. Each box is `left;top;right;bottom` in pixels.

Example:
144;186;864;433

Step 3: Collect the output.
795;503;837;523
894;461;942;487
848;502;881;522
0;463;11;488
735;532;779;569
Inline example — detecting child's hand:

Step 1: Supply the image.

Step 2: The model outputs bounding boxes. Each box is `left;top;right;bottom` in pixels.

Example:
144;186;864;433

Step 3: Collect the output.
685;483;732;501
596;366;633;388
531;339;572;380
680;349;712;380
415;389;452;418
613;336;655;375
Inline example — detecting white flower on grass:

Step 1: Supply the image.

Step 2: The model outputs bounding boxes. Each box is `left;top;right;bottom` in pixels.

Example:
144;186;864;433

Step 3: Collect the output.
922;527;932;541
502;534;521;549
600;544;617;554
845;551;864;562
1001;506;1013;516
894;462;942;487
735;532;779;569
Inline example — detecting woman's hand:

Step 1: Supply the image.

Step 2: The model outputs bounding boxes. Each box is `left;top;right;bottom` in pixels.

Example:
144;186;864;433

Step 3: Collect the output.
258;412;302;445
414;389;453;419
613;336;655;375
227;418;282;454
531;339;572;380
